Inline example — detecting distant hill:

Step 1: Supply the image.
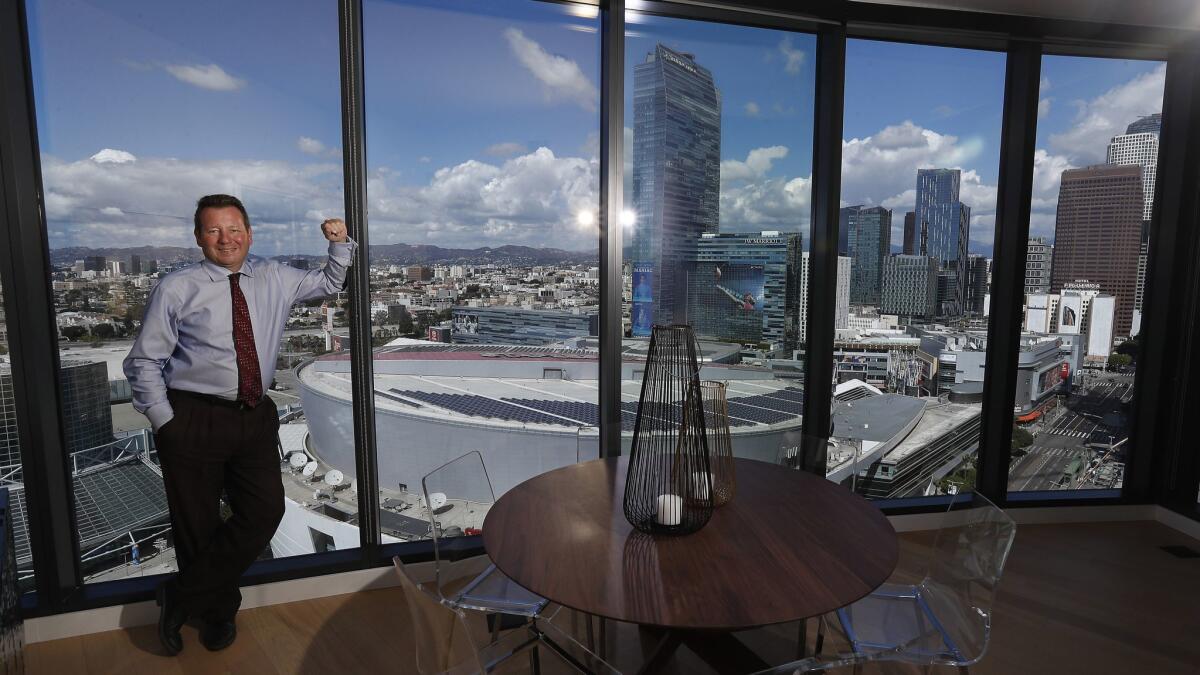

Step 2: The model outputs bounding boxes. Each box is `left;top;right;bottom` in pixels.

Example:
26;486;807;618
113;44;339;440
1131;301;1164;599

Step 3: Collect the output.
368;242;596;266
49;242;598;267
50;246;200;266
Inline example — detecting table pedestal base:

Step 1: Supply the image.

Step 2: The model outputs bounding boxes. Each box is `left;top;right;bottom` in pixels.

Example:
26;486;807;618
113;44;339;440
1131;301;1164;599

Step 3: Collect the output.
636;625;772;675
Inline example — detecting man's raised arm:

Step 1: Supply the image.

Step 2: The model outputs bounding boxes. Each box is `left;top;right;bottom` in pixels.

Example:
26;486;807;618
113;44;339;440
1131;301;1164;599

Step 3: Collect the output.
289;218;357;303
123;283;179;432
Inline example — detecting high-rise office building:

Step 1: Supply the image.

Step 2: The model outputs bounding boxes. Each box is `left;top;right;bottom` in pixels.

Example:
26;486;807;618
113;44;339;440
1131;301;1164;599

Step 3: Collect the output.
1125;112;1162;136
965;255;989;315
1050;164;1142;338
1025;237;1053;295
902;211;917;255
798;252;852;342
686;232;802;349
83;256;106;272
1107;115;1159;221
881;255;938;321
630;45;721;335
840;205;891;306
913;169;971;316
1107;113;1161;313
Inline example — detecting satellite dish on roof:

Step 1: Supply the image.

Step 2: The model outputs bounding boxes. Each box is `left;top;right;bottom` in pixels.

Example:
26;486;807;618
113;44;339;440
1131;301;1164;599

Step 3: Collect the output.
428;492;447;511
324;469;345;487
303;461;318;478
289;453;309;469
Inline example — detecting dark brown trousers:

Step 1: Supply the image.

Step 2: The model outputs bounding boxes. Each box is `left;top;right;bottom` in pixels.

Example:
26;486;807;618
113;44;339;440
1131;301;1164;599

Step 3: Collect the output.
156;389;284;623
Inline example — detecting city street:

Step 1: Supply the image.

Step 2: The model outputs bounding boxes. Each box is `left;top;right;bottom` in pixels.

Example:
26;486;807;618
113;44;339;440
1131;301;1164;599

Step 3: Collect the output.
1008;374;1133;491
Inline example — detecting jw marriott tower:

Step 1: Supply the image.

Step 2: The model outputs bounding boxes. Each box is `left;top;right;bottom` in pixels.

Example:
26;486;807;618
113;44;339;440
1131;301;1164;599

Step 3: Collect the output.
630;44;721;335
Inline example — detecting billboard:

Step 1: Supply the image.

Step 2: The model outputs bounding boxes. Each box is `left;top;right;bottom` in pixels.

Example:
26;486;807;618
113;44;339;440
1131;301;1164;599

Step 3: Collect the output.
632;263;653;337
706;262;765;312
686;262;766;344
1058;294;1082;334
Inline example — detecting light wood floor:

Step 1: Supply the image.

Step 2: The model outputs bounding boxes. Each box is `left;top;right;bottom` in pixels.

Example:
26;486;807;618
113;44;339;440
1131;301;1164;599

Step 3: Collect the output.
24;520;1200;674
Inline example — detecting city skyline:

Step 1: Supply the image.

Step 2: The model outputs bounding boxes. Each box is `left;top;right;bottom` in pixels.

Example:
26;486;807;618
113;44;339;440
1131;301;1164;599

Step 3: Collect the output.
25;0;1163;258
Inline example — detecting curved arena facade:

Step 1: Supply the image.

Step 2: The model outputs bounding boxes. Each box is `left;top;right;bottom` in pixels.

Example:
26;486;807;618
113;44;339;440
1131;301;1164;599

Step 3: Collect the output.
297;344;807;497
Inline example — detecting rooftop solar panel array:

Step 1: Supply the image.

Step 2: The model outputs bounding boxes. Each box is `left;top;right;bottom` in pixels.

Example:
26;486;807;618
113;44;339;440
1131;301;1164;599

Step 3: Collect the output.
728;393;800;415
394;390;574;426
503;398;599;426
725;401;796;425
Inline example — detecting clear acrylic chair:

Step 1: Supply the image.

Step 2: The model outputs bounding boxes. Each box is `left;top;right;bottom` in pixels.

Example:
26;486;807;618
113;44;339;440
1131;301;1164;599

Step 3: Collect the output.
756;491;1017;674
422;451;548;624
394;557;622;675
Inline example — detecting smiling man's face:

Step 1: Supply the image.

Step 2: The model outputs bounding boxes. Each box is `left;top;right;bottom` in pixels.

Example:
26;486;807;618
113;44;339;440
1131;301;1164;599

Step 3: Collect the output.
195;205;253;272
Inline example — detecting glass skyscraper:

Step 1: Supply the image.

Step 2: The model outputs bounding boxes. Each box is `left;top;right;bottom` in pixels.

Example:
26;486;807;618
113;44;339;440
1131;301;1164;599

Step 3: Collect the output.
842;205;892;306
913;168;970;316
631;44;721;335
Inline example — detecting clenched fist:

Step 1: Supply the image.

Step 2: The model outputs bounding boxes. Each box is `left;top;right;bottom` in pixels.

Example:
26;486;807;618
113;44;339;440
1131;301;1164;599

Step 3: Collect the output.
321;218;348;243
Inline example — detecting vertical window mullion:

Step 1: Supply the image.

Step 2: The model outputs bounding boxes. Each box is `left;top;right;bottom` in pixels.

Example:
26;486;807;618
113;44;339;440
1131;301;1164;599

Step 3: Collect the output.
600;0;625;459
799;25;846;473
977;41;1040;502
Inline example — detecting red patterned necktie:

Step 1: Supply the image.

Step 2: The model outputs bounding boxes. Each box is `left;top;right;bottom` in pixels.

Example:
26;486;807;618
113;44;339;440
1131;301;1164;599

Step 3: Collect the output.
229;273;262;407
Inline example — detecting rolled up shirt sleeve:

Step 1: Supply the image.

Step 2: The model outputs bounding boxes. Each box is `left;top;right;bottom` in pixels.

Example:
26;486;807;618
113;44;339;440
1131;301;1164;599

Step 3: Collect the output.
288;238;357;304
123;282;180;431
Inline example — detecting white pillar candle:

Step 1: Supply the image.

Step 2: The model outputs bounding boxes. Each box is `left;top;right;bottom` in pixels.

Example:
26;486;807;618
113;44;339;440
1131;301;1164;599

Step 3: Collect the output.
655;494;682;526
692;471;711;501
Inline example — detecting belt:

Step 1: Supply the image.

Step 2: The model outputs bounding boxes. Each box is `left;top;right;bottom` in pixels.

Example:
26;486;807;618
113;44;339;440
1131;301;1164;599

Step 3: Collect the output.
169;388;265;411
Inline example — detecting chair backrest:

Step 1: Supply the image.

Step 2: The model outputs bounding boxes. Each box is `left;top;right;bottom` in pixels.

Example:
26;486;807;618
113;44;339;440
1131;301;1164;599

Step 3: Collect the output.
393;557;486;675
918;491;1017;664
422;451;496;596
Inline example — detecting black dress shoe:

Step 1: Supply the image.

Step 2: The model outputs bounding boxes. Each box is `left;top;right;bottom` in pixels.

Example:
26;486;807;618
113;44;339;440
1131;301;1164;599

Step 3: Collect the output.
201;619;237;652
156;583;187;656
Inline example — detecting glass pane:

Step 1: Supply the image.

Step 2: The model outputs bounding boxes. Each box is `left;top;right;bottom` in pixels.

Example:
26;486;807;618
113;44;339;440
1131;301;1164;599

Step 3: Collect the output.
27;0;355;581
0;278;34;592
622;15;815;466
835;40;1006;498
362;0;600;544
1007;56;1164;493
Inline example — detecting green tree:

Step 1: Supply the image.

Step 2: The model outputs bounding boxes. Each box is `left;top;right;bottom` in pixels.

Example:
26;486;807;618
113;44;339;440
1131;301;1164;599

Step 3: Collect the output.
1108;353;1133;369
61;325;87;341
1011;425;1034;451
92;323;116;339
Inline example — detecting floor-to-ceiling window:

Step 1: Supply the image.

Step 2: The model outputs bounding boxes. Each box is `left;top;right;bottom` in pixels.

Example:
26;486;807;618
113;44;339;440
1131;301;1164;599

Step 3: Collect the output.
26;0;355;580
620;10;816;472
834;39;1006;499
1006;55;1165;495
361;0;601;543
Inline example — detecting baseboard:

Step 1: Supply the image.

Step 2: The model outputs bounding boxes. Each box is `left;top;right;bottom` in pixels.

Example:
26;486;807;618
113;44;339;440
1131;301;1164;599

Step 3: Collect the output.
25;559;424;645
24;504;1197;644
1155;505;1200;540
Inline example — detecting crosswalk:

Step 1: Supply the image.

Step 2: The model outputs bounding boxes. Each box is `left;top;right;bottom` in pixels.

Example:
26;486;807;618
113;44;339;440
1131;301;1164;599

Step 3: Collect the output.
1030;446;1082;459
1047;428;1093;438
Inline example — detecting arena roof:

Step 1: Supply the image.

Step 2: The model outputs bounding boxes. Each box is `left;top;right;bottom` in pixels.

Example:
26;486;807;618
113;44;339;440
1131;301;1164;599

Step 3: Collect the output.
299;345;805;433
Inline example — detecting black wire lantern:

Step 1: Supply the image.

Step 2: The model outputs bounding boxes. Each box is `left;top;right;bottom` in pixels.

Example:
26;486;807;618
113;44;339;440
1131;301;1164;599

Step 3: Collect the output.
623;324;714;535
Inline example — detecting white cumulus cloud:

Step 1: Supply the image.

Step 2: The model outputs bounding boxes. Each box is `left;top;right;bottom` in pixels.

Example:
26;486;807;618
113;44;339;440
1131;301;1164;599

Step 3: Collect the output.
721;146;789;183
503;28;597;111
778;36;806;75
91;148;137;164
1048;63;1165;166
744;101;761;117
164;63;246;91
297;137;327;155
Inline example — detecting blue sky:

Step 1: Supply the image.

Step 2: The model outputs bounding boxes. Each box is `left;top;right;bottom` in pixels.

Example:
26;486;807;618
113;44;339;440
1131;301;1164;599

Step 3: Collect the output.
27;0;1165;257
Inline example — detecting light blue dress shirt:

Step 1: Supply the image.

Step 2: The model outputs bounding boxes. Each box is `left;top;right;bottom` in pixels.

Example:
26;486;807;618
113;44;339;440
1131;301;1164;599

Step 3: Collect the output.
124;239;356;431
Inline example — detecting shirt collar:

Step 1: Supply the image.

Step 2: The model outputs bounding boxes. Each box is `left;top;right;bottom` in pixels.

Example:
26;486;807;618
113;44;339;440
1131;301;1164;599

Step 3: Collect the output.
201;255;257;282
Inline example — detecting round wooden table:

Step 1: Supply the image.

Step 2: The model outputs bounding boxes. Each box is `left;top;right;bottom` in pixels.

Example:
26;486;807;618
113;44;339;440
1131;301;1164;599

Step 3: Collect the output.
483;457;898;672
